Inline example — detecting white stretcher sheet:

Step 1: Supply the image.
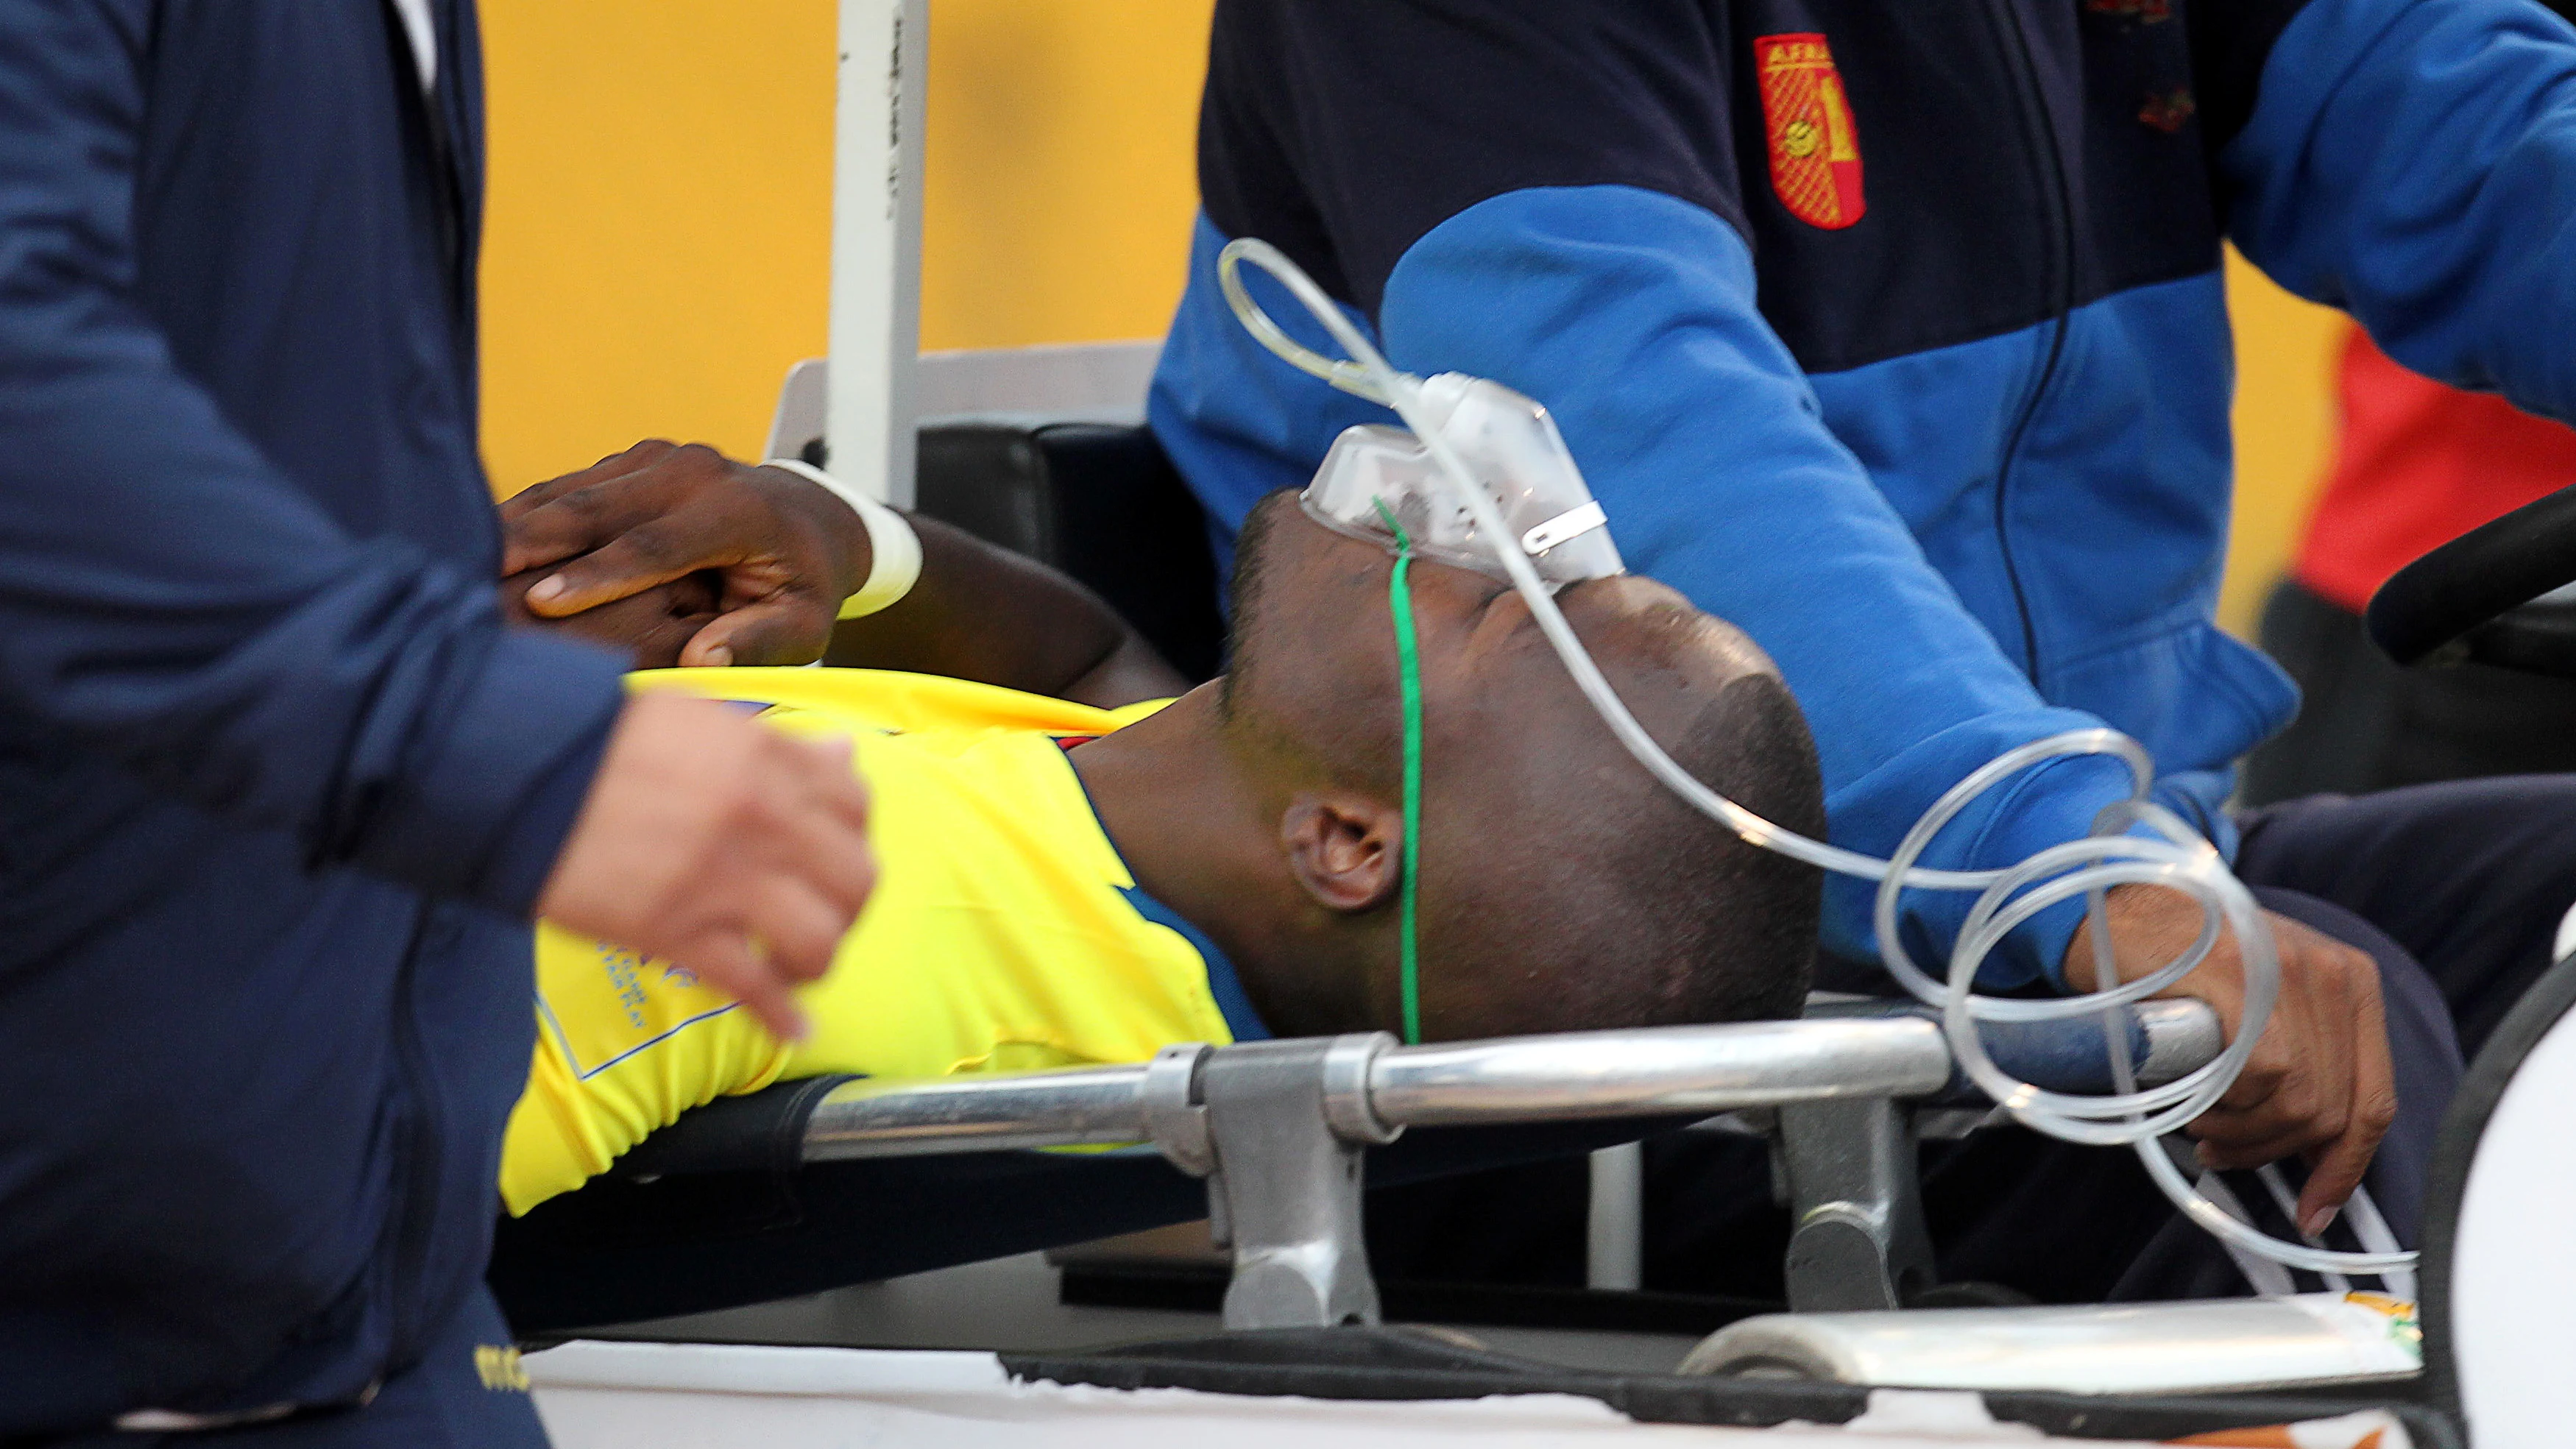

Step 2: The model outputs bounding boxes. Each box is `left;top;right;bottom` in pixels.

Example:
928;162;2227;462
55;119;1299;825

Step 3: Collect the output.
524;1340;2410;1449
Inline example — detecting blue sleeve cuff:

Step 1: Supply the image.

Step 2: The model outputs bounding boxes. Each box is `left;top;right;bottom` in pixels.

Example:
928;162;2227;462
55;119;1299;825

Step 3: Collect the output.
1820;748;2137;993
1945;757;2137;991
352;628;628;917
467;695;619;918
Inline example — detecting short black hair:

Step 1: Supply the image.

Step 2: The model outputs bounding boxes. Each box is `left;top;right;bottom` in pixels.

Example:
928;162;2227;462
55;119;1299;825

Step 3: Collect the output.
1216;486;1283;726
1580;667;1823;1026
1415;609;1825;1036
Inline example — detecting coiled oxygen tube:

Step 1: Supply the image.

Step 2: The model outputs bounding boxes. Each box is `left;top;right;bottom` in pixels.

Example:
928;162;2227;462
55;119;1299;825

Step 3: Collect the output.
1216;236;2414;1281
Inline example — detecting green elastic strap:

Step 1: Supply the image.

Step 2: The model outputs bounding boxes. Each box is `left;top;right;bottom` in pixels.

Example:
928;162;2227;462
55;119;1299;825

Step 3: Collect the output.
1373;499;1427;1045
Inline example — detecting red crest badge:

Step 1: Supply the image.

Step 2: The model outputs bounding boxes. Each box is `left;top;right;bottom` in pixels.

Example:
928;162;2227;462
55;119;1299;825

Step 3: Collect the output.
1755;33;1865;230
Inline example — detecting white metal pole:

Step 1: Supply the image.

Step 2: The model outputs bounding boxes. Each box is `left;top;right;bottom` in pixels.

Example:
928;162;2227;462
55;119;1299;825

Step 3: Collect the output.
827;0;926;507
1586;1143;1645;1292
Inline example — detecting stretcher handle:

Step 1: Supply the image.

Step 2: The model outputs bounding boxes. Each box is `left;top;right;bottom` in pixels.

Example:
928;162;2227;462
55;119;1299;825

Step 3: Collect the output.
799;1018;1972;1163
2368;481;2576;673
613;1005;2222;1177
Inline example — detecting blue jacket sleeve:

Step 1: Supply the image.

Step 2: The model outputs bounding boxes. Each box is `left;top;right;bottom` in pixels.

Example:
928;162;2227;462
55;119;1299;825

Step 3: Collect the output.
2226;0;2576;417
0;3;625;915
1380;187;2137;985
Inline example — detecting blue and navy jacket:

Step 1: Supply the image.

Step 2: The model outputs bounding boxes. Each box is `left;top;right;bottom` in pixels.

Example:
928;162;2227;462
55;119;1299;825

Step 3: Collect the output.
0;2;626;1431
1151;0;2576;984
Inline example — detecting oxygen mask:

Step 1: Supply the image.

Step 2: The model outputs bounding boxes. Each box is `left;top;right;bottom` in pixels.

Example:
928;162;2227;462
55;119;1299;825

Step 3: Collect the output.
1301;380;1624;589
1214;230;1622;589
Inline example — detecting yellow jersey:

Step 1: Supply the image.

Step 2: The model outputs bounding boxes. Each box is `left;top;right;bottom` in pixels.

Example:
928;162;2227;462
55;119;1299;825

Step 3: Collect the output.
498;667;1267;1215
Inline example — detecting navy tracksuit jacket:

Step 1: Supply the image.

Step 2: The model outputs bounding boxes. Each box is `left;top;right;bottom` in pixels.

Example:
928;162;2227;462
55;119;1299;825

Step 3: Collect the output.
0;2;626;1431
1151;0;2576;988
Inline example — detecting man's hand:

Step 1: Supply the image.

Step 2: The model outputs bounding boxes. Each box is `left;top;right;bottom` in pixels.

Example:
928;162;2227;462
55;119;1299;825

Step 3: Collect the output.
537;692;876;1041
497;567;720;669
2062;885;2397;1238
502;440;869;667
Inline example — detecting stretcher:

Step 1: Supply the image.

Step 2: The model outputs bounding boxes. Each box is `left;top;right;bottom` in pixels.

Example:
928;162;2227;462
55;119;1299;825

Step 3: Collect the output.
504;984;2461;1447
507;415;2576;1448
508;949;2572;1447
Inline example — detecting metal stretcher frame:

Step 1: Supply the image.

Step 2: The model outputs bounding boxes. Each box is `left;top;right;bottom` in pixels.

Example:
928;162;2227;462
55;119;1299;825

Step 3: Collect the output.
597;1005;2221;1332
802;1021;1945;1326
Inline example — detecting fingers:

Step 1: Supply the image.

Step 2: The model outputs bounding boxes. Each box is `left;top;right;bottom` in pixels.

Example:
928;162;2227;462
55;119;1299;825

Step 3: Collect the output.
2078;890;2402;1241
2298;958;2397;1236
679;596;840;668
680;933;812;1044
629;612;721;670
498;440;682;571
2294;1111;2378;1238
500;443;860;669
504;481;670;581
522;520;726;618
746;876;855;984
2185;921;2394;1238
701;742;874;1034
658;748;870;1033
2193;1092;2340;1172
498;439;673;517
783;737;876;912
2194;963;2341;1166
537;695;871;1048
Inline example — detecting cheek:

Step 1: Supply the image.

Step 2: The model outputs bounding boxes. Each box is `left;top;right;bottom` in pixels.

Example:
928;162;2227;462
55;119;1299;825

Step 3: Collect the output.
1417;650;1531;768
1283;564;1405;684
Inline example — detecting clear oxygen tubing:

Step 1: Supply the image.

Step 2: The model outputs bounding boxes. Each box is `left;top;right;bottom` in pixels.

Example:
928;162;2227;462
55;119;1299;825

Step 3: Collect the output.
1215;236;2415;1280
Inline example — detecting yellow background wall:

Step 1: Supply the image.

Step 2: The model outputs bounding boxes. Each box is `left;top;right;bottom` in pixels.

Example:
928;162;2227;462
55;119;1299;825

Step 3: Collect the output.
478;0;1213;496
478;0;2340;635
2221;252;2346;635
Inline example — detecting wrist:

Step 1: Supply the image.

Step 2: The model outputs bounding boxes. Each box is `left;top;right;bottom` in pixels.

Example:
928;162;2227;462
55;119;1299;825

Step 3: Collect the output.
362;628;629;916
1908;757;2131;991
759;458;922;619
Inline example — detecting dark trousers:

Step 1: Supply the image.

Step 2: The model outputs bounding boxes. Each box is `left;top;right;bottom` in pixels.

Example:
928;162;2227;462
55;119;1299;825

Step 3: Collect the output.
50;1289;548;1449
1370;777;2576;1303
2245;578;2576;806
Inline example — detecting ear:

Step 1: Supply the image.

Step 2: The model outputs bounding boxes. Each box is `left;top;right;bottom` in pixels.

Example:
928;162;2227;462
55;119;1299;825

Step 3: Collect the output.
1278;792;1404;913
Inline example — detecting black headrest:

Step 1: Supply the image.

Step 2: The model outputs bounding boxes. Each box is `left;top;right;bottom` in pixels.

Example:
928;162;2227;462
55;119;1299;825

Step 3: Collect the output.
917;420;1226;681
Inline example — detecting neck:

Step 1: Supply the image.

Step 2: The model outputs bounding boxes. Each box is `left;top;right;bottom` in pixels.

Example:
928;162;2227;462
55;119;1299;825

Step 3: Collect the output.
1068;688;1377;1038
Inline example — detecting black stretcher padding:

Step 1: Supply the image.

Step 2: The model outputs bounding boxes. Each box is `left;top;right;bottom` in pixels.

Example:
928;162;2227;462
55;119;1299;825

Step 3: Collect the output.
2416;949;2576;1420
490;1113;1700;1334
916;421;1225;682
1002;1326;2460;1445
610;1073;859;1180
2443;602;2576;681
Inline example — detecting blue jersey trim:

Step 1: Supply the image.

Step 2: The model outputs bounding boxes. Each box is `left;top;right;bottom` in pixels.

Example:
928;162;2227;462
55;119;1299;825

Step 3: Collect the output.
535;988;743;1082
1055;735;1272;1041
1118;883;1271;1043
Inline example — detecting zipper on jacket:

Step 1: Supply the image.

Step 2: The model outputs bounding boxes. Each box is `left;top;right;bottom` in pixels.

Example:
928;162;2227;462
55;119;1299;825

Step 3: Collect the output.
379;902;449;1373
1984;0;2079;678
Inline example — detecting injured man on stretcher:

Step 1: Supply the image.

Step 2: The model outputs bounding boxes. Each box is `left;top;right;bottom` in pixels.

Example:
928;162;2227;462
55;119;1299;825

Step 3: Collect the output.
492;487;1827;1214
